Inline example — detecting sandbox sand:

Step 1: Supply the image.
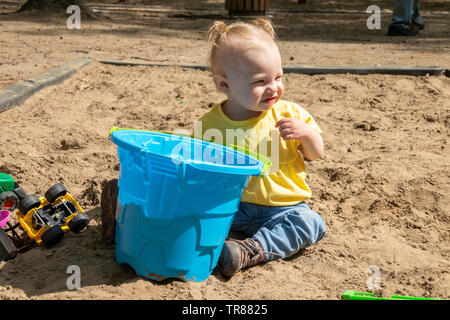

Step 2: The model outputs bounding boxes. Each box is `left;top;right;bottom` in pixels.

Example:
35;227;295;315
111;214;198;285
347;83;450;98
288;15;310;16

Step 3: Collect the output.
0;0;449;300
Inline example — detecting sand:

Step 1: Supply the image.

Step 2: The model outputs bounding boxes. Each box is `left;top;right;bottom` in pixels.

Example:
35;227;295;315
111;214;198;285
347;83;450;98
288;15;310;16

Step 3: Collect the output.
0;0;449;300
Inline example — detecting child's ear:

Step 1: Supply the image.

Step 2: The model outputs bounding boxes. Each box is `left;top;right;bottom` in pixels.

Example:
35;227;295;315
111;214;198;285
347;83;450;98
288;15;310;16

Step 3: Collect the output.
213;74;229;94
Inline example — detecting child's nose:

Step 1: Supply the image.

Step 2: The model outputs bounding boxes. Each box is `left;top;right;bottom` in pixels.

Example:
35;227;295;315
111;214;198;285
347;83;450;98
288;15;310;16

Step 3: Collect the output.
267;80;278;93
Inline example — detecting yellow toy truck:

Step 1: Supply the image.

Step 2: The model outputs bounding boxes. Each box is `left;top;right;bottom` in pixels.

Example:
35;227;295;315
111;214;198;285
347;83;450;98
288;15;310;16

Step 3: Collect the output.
16;183;90;247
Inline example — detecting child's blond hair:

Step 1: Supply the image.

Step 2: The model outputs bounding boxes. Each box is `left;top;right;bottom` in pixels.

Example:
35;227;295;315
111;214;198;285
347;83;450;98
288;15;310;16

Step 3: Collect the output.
207;17;277;74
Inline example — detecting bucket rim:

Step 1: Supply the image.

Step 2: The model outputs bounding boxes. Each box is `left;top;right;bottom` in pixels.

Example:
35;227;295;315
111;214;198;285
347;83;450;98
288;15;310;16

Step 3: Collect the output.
110;127;271;177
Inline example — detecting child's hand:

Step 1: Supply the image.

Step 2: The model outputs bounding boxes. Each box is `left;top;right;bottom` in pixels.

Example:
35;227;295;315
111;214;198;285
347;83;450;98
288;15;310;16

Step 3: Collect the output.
275;118;314;141
276;117;324;160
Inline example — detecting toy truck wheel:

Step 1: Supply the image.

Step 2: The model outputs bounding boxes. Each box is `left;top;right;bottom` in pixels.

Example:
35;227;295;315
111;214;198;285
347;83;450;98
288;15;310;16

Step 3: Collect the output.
68;213;90;233
0;191;19;212
45;183;67;203
41;225;64;247
18;194;41;214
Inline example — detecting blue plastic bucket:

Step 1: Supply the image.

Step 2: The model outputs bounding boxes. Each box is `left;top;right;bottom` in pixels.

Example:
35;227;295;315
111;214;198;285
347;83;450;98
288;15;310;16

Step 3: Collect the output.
110;129;266;282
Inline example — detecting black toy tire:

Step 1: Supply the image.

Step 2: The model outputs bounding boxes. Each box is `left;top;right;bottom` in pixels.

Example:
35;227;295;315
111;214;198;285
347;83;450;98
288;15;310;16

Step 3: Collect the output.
41;225;65;247
45;183;67;203
0;191;19;212
68;213;90;233
18;194;42;214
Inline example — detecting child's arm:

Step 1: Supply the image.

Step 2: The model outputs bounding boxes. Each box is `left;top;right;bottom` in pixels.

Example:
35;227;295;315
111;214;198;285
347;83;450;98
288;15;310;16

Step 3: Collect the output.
275;118;324;160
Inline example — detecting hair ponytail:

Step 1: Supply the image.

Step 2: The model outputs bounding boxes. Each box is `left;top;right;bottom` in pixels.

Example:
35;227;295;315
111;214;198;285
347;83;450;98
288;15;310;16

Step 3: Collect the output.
250;17;276;38
207;21;229;47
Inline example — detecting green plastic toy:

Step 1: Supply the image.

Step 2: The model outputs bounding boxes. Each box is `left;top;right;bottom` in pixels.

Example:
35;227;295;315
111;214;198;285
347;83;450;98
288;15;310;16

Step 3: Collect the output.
342;290;443;300
0;173;15;192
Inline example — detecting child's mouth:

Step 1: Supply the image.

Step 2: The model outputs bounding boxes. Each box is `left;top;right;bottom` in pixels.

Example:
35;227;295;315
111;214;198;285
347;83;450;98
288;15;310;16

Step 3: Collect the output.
262;96;277;104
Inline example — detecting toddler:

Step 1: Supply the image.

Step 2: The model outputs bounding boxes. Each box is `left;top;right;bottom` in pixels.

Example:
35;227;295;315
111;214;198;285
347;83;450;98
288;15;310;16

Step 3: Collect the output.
198;18;327;276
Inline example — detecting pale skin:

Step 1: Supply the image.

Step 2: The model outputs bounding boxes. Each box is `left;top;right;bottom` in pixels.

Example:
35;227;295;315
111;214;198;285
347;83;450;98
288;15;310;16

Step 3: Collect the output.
213;40;324;161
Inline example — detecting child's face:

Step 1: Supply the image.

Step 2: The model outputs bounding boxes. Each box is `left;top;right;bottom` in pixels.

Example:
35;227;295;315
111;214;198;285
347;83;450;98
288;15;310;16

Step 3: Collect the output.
219;43;284;113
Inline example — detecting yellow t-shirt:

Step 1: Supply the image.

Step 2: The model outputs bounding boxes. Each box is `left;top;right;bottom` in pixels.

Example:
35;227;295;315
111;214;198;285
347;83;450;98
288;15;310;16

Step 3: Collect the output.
195;100;322;206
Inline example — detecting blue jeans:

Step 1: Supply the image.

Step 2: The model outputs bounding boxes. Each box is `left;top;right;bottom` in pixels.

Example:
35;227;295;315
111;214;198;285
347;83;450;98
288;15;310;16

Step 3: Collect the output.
390;0;424;28
231;201;326;261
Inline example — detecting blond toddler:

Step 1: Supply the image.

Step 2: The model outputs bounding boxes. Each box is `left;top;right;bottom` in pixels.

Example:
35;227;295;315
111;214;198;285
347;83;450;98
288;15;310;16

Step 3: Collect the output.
197;18;327;277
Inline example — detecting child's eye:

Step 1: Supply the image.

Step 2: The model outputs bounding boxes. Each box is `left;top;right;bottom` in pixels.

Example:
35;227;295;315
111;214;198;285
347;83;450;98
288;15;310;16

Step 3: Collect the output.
252;80;265;85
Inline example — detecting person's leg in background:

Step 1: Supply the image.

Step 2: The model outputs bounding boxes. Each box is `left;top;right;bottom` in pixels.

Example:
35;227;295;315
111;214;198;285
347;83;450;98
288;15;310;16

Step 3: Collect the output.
388;0;424;36
412;0;425;29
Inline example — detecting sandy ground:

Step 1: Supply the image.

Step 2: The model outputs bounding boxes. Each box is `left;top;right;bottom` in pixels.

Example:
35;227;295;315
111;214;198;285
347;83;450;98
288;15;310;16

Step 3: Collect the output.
1;0;450;89
0;0;449;300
